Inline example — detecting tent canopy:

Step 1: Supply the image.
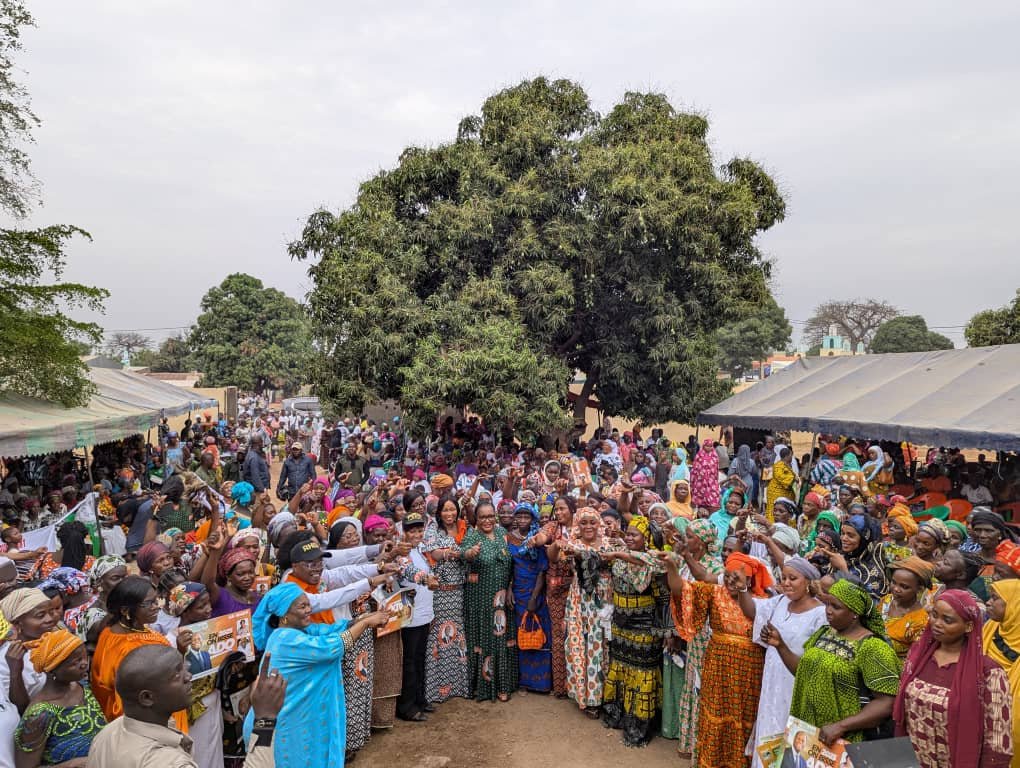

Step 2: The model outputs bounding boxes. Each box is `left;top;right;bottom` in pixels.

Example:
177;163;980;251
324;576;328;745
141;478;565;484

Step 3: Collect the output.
0;366;218;458
697;345;1020;452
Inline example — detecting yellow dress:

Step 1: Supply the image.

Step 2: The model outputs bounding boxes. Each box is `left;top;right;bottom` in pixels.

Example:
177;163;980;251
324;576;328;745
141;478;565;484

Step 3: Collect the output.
982;579;1020;768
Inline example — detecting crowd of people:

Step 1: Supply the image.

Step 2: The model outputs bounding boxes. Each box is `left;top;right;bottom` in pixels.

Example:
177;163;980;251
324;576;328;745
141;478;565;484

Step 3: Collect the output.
1;411;1020;768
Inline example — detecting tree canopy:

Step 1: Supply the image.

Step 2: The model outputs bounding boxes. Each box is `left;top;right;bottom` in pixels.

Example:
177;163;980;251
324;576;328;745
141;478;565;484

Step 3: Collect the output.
0;2;107;407
870;315;954;354
965;289;1020;347
106;332;152;361
292;77;786;434
715;296;792;377
802;299;899;351
188;273;310;394
132;334;189;372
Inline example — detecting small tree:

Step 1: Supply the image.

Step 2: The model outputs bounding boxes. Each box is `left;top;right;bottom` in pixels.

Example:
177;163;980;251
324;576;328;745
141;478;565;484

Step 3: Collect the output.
870;315;953;354
106;332;152;360
715;296;793;377
965;289;1020;347
802;299;899;351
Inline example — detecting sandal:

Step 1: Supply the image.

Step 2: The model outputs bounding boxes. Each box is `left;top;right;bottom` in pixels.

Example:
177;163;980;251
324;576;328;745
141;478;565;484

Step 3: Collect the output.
497;693;510;702
584;708;601;720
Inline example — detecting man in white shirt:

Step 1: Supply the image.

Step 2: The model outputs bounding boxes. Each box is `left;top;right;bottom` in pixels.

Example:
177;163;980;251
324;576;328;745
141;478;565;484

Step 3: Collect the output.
961;473;994;505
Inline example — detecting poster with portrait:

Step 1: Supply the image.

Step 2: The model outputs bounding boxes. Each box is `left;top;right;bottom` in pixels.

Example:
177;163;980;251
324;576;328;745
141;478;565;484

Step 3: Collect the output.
569;458;591;489
371;583;415;637
781;716;851;768
181;610;255;680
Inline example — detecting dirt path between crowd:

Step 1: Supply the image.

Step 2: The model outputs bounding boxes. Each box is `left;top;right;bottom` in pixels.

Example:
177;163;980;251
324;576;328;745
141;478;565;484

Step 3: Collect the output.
356;695;688;768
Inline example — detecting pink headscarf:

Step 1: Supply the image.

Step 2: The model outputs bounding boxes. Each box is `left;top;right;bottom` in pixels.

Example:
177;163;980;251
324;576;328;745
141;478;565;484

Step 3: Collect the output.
363;514;391;533
690;439;721;510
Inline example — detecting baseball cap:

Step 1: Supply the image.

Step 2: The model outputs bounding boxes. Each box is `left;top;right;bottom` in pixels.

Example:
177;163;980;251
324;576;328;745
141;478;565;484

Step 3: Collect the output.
290;441;303;450
290;539;324;563
403;510;426;528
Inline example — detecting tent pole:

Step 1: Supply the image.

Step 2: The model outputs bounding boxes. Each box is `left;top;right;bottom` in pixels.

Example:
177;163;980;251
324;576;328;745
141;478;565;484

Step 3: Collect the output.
84;444;104;556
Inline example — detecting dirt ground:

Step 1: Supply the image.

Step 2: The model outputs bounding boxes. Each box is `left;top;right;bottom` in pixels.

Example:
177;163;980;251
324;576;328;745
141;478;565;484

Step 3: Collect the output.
355;695;688;768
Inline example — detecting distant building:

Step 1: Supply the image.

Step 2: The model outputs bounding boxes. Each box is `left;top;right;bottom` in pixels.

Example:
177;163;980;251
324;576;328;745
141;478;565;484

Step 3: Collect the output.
751;353;802;379
819;325;866;357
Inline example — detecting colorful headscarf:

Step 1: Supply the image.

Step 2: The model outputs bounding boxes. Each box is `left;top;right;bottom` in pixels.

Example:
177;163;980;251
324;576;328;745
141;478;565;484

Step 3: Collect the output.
918;519;948;547
628;514;654;549
896;589;984;768
231;481;255;506
771;523;801;553
783;556;821;581
252;582;303;650
217;547;256;583
688;519;719;554
89;555;126;590
266;511;296;542
39;567;89;596
995;542;1020;576
828;578;885;636
25;628;83;672
945;519;969;545
725;552;773;596
157;527;183;548
165;581;207;617
888;506;918;538
804;491;825;509
969;510;1015;545
136;541;169;574
229;528;266;552
815;510;841;535
363;514;391;533
0;612;10;643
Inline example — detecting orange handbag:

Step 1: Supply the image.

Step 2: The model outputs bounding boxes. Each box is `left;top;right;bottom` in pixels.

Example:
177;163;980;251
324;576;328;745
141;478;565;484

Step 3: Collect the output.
516;610;546;651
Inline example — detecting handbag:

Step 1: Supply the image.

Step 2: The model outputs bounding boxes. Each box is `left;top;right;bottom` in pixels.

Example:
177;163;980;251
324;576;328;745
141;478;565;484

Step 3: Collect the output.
516;610;546;651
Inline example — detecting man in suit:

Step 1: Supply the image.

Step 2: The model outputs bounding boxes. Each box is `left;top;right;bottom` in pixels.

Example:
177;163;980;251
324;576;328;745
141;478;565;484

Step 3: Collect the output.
185;633;212;675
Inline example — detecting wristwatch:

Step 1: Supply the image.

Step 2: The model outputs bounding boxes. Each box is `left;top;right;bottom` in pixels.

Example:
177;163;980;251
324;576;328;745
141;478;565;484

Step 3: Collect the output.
252;718;276;747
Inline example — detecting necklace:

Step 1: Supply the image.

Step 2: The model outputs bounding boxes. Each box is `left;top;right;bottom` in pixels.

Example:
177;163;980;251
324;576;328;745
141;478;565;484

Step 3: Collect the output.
118;621;148;633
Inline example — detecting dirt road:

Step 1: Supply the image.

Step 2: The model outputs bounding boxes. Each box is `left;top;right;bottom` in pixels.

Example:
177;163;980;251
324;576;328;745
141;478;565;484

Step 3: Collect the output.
356;694;688;768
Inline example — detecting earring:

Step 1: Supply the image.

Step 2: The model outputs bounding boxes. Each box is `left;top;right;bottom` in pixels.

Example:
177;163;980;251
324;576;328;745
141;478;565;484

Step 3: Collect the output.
280;618;289;626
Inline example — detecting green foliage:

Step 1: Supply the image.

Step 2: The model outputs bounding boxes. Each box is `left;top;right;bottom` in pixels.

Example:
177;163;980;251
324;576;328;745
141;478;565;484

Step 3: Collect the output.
870;315;954;354
0;3;108;408
0;225;107;406
965;290;1020;347
189;273;310;394
715;296;792;377
292;77;786;433
132;334;190;372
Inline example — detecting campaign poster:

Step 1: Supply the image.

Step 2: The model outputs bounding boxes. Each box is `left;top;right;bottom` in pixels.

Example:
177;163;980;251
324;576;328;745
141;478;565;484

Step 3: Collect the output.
371;584;416;637
782;716;851;768
181;610;255;679
569;458;591;489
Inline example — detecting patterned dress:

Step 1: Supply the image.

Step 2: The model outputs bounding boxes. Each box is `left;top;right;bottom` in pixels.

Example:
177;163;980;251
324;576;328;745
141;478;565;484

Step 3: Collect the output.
902;655;1013;768
675;582;764;768
14;684;107;764
421;523;469;702
343;598;374;750
789;626;902;742
461;526;519;700
879;595;930;660
540;521;574;696
602;552;670;746
674;555;722;755
563;540;618;710
508;536;553;692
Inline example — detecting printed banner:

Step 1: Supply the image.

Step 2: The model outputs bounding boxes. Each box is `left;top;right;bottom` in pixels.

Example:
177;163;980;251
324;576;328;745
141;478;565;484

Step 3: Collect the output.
782;716;851;768
569;458;591;488
371;584;416;637
180;610;255;679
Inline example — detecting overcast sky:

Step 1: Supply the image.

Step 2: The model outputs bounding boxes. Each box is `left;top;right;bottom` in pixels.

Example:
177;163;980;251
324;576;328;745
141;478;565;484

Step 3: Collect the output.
17;0;1020;347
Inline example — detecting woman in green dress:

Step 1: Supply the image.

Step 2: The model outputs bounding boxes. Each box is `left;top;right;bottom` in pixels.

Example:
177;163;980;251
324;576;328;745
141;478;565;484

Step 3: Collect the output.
461;499;518;702
788;578;902;744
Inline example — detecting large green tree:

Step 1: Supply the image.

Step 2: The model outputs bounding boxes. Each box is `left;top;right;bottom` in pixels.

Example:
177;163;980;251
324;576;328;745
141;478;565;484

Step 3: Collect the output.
715;296;792;377
292;78;786;434
870;315;954;354
189;273;310;394
132;334;190;372
0;2;107;407
965;289;1020;347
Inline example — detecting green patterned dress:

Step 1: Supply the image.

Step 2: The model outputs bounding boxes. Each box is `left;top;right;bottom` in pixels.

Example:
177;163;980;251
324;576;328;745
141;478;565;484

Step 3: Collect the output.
14;684;107;763
789;626;902;742
462;525;519;700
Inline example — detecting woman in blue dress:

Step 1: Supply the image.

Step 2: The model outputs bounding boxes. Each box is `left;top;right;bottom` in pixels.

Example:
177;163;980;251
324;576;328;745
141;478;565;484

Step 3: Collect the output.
245;583;390;768
506;503;553;692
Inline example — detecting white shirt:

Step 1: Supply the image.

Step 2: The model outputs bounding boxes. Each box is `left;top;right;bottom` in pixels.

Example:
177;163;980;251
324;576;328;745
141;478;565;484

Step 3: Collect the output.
404;548;434;627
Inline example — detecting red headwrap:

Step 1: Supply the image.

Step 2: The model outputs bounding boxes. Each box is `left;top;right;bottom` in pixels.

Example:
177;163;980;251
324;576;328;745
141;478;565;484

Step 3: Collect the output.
217;547;256;584
996;541;1020;576
725;552;773;597
894;589;985;768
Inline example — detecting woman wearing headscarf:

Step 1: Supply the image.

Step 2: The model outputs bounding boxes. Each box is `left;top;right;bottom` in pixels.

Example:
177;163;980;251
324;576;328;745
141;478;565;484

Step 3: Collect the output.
35;520;95;579
460;499;517;703
729;445;757;498
788;578;901;744
243;583;389;768
669;445;690;484
971;510;1020;587
983;579;1020;768
885;504;918;562
708;489;743;550
73;555;127;652
689;439;721;511
665;478;693;520
896;588;1012;768
660;517;689;739
163;581;223;768
13;628;106;766
670;518;723;758
765;447;797;520
733;556;826;768
202;531;263;618
530;494;576;698
135;540;174;587
824;514;891;597
506;503;552;692
667;551;769;768
561;506;621;718
0;587;54;731
913;519;949;566
879;556;934;660
600;514;669;747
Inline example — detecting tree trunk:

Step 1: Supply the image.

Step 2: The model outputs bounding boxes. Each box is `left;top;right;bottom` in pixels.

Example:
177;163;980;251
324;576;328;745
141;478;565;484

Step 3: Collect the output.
572;372;596;421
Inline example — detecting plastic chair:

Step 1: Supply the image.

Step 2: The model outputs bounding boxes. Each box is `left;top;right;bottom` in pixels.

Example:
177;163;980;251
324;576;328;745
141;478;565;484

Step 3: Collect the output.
946;498;973;522
914;505;949;522
907;492;946;511
997;503;1020;523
